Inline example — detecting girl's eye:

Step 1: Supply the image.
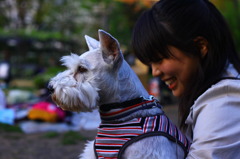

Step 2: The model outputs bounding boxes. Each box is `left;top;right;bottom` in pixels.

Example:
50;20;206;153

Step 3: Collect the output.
152;57;163;64
78;66;88;73
158;58;163;62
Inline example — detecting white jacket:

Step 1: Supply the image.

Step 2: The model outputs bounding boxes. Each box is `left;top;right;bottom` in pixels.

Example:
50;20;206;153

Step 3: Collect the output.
185;63;240;158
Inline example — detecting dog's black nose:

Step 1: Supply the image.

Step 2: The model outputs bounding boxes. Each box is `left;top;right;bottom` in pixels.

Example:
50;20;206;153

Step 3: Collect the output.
47;84;54;94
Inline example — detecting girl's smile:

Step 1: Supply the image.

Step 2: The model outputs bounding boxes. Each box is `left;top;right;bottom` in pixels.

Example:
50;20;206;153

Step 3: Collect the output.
165;77;177;90
151;46;199;97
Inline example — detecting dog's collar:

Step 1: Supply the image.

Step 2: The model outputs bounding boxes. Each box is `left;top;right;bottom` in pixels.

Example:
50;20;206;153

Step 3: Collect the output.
99;96;162;122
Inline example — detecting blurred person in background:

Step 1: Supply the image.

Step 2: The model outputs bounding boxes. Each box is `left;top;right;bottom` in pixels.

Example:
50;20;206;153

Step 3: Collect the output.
0;88;6;109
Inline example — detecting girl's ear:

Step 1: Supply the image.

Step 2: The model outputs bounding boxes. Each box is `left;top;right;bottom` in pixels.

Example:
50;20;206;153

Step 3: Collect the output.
194;36;208;58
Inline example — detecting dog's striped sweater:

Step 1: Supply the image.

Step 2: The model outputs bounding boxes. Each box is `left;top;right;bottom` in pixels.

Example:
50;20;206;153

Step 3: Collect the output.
94;97;190;159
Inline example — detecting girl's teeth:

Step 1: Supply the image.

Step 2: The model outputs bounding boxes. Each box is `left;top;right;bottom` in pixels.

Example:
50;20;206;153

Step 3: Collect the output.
165;80;171;86
165;78;176;86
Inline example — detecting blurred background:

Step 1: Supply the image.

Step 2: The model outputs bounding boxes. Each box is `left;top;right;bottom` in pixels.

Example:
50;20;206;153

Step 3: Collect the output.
0;0;239;158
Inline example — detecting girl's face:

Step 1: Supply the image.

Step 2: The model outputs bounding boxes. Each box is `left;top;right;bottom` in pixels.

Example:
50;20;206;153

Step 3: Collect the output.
151;46;199;97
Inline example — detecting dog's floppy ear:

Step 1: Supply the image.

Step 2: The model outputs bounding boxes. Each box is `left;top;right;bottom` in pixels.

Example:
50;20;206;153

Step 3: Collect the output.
85;35;100;50
98;29;123;68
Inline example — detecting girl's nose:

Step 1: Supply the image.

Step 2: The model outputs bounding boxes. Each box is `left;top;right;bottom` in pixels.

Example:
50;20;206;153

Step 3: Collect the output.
151;63;162;77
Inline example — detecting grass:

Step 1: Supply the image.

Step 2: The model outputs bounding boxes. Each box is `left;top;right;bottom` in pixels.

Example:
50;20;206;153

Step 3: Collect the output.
61;131;86;145
0;123;22;133
43;131;60;138
0;123;86;145
42;130;86;145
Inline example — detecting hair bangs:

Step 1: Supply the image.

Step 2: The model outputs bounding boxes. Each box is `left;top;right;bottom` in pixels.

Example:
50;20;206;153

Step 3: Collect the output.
132;9;172;65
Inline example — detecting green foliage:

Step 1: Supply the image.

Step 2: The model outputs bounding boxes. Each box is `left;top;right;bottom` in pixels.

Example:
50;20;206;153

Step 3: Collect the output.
0;0;147;73
223;3;240;51
80;1;144;50
0;28;65;40
213;1;240;53
108;2;135;48
34;66;65;89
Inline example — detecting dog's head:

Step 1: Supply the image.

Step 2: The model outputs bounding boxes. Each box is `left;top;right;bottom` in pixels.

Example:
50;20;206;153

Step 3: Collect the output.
48;30;124;112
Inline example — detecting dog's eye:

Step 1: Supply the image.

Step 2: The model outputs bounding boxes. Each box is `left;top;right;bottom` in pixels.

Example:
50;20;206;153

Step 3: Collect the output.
77;66;88;73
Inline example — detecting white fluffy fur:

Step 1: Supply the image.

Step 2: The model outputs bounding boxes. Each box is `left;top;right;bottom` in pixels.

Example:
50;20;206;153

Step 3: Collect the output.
49;30;185;159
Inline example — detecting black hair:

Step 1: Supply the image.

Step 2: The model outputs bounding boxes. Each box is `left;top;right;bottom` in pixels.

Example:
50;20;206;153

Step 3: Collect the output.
132;0;240;130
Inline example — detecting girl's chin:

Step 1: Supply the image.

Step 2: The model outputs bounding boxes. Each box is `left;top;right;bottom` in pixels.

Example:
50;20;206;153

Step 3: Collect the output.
171;89;182;98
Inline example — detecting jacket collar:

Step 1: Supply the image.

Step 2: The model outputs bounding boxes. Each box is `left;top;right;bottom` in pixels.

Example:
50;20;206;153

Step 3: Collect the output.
99;96;162;122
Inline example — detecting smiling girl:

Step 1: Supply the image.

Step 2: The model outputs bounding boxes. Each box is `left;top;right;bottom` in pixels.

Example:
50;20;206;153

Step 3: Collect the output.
132;0;240;158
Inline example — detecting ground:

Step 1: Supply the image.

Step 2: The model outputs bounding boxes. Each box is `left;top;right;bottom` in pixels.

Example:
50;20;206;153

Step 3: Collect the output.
0;128;97;159
0;104;178;159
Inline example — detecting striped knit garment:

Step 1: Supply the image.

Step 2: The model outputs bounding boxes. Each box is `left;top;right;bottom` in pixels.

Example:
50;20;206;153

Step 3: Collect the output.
94;114;190;159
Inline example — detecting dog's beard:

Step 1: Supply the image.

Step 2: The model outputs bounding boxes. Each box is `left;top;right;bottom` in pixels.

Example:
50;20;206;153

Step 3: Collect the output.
51;81;99;112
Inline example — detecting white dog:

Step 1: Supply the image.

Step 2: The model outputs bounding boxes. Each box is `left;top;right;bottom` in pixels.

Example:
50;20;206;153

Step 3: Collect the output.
48;30;190;159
